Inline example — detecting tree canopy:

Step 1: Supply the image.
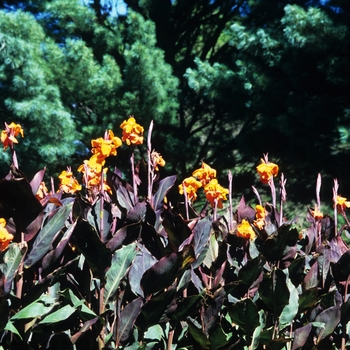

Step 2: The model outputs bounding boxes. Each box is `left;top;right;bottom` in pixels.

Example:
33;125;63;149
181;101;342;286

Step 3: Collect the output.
1;0;350;204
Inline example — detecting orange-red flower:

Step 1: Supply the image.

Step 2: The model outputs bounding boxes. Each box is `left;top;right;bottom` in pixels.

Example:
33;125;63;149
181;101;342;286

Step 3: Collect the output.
253;204;266;230
256;159;279;184
0;218;14;251
310;206;323;220
335;195;350;211
237;219;256;240
151;150;166;171
58;168;82;194
120;116;144;145
91;130;122;158
192;162;217;186
178;176;202;202
203;179;229;208
1;122;24;150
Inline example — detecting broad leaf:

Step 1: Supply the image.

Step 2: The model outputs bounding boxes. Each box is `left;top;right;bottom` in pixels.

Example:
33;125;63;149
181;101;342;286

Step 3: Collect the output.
141;252;182;297
291;323;312;350
104;243;137;306
24;202;73;268
87;198;112;242
129;245;158;297
279;276;299;329
229;298;260;346
315;306;341;343
116;297;143;345
238;255;265;292
0;242;27;295
187;318;211;350
38;304;76;324
153;175;176;211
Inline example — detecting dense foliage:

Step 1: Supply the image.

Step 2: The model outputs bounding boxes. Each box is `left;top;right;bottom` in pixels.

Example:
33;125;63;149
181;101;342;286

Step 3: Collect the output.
1;0;350;204
1;119;350;350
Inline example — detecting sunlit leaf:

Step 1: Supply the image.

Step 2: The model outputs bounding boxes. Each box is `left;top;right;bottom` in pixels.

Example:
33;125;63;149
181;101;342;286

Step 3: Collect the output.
0;242;27;295
24;202;73;268
38;304;76;324
104;243;137;306
153;175;176;211
279;276;299;329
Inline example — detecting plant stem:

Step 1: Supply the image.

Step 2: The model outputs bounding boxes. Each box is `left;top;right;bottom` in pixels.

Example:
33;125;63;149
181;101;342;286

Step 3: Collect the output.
228;170;233;231
130;150;138;204
333;179;339;236
167;329;174;350
100;170;105;241
147;120;154;206
183;183;189;220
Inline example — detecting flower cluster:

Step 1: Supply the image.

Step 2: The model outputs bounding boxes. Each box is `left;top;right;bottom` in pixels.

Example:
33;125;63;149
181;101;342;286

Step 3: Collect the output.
151;150;166;171
58;168;82;195
120;116;144;145
77;130;122;195
0;218;14;251
179;162;228;208
335;195;350;212
256;157;279;184
253;204;266;230
1;122;24;150
236;219;256;240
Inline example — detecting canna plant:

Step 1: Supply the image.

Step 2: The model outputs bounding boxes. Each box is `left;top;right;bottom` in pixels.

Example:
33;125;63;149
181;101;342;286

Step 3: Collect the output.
1;120;350;350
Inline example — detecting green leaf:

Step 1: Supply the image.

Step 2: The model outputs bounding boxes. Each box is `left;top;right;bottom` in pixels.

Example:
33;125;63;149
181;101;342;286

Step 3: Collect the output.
116;297;143;345
251;310;266;350
172;294;202;323
4;321;22;340
237;255;265;291
87;198;112;242
229;298;260;345
202;233;218;269
187;318;211;350
279;276;299;329
24;202;73;268
298;288;318;313
104;243;137;306
11;294;57;320
193;217;212;259
144;324;164;341
38;304;76;324
259;269;289;318
0;242;27;295
153;175;176;211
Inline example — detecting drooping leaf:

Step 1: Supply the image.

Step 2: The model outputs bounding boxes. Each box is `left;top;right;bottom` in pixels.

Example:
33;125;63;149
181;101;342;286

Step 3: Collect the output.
70;316;100;344
4;320;22;340
141;252;182;297
0;242;27;295
153;175;176;211
70;218;111;279
11;294;57;320
116;297;143;345
24;202;73;268
104;243;137;306
251;310;266;350
129;245;158;297
209;324;231;350
38;304;76;324
229;298;260;346
259;269;289;318
315;306;341;343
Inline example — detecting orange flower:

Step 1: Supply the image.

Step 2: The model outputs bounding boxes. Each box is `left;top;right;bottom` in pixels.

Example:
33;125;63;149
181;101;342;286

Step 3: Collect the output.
237;219;256;240
36;182;49;200
91;130;122;158
120;116;144;145
58;168;82;194
335;195;350;211
310;206;323;220
179;177;202;201
0;218;14;251
203;179;229;208
1;122;24;150
256;159;279;184
151;150;166;171
253;204;266;230
192;162;217;186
